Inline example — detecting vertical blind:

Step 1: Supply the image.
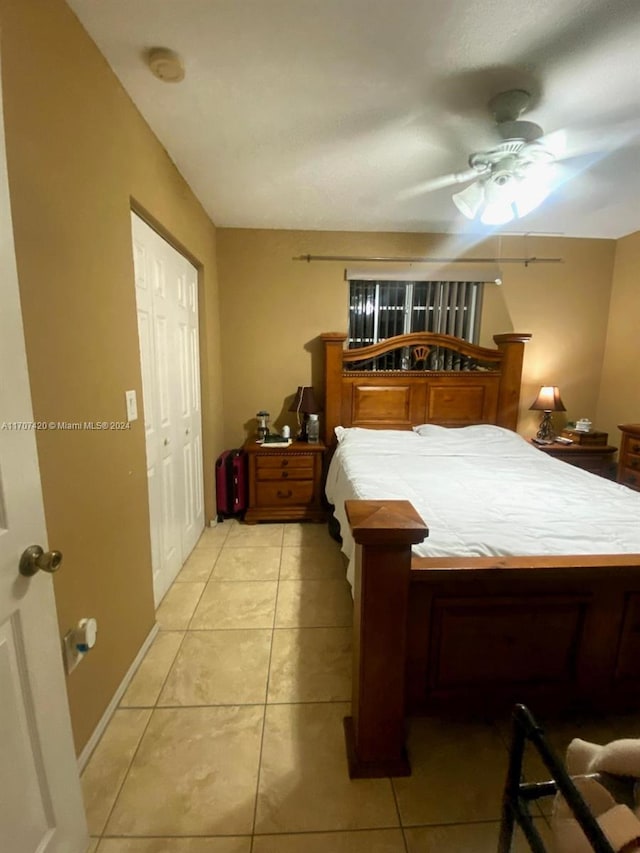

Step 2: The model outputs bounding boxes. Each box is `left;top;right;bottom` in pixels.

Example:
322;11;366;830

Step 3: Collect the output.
348;280;483;370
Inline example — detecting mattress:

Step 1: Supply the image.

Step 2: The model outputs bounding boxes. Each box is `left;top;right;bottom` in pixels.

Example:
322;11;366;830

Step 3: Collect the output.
324;425;640;587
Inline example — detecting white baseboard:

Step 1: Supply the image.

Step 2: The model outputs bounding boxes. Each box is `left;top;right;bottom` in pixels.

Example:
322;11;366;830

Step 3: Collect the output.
77;622;159;772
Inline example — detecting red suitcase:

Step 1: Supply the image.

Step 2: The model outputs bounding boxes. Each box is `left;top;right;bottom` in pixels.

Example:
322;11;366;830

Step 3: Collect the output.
215;449;247;520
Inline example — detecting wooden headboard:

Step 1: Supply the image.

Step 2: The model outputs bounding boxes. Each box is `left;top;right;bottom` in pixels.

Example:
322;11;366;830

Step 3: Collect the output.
321;331;531;446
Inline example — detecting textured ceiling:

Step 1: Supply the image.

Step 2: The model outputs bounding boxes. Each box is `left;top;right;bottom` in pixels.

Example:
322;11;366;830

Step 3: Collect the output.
66;0;640;238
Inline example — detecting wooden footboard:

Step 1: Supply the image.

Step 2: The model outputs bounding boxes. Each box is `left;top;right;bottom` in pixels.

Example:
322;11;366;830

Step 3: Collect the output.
345;499;640;778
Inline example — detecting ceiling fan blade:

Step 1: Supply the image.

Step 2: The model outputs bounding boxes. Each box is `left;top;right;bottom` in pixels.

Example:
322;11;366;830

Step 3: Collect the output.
397;168;479;200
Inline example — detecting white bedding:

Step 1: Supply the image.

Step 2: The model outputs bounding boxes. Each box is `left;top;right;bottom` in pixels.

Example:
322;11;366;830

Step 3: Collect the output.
324;425;640;587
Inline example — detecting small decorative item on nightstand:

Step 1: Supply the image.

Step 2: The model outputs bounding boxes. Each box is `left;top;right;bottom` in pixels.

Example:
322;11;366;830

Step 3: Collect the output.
256;410;270;441
561;427;608;446
307;414;320;444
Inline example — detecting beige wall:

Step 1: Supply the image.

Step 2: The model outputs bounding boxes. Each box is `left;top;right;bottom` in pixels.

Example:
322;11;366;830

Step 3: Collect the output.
0;0;224;752
596;230;640;444
0;0;626;758
217;229;616;445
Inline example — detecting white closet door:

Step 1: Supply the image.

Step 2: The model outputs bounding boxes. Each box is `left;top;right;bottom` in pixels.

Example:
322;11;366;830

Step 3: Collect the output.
176;264;203;557
131;214;204;604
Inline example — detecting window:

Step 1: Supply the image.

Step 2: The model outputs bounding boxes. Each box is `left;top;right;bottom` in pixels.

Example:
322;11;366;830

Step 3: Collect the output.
348;279;483;370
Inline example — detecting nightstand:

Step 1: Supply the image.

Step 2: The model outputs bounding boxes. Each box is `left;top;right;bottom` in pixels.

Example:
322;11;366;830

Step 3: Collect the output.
617;424;640;491
530;439;617;478
244;439;326;523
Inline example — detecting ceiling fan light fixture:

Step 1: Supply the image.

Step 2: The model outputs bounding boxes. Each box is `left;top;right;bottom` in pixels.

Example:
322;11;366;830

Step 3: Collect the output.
514;183;551;218
452;181;485;219
484;172;517;204
513;162;556;217
448;88;562;225
480;200;515;226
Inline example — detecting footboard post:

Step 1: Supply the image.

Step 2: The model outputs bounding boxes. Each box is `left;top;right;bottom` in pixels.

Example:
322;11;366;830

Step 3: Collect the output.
344;500;428;778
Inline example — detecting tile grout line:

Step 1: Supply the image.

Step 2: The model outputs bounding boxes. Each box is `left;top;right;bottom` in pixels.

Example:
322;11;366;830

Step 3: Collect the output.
145;625;189;712
390;775;410;852
93;705;156;841
248;532;284;850
86;525;226;844
184;569;214;632
98;567;200;841
99;527;234;841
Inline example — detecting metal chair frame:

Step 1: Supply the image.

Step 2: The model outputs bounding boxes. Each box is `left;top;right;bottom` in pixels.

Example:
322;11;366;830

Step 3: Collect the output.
499;705;616;853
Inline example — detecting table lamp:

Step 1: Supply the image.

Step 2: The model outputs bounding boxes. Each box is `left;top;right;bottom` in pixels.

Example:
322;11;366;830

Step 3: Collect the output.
289;386;320;441
529;385;566;441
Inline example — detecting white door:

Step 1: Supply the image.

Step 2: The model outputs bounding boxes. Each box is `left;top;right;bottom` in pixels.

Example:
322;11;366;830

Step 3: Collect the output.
131;214;204;605
175;262;204;556
0;57;88;853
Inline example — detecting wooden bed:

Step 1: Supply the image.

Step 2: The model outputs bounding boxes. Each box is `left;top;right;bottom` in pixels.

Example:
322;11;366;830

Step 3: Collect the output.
321;331;640;779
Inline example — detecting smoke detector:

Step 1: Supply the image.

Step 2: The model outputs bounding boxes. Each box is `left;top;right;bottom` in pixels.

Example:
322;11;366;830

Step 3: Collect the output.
146;47;185;83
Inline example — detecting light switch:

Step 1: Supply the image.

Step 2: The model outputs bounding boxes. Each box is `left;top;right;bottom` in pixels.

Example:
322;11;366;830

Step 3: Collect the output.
125;390;138;422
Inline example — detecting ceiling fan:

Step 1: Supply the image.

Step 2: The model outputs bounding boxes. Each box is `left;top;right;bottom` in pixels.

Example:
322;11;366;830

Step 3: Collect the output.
424;89;558;226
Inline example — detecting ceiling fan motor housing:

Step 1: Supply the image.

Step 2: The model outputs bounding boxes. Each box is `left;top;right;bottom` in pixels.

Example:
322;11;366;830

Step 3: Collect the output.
488;89;532;123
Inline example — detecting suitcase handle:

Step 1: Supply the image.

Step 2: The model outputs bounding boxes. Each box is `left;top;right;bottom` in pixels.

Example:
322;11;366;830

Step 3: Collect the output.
277;489;293;499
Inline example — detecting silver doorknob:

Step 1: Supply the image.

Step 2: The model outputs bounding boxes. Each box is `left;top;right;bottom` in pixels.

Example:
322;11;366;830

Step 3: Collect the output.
19;545;63;577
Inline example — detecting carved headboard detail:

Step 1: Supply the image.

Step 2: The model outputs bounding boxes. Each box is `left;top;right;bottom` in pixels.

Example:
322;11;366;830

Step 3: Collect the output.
321;331;532;446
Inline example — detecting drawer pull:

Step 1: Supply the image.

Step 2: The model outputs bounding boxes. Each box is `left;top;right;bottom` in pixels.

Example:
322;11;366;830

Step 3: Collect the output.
281;471;289;479
633;444;640;454
281;459;289;467
631;458;640;470
277;489;293;499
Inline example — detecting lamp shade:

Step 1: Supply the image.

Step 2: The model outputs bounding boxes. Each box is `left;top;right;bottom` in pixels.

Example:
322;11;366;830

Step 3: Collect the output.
529;385;566;413
289;386;321;415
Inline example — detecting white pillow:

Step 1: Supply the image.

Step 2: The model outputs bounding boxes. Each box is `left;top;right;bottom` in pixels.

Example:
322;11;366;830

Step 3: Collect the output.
412;424;455;439
413;423;530;453
334;426;422;447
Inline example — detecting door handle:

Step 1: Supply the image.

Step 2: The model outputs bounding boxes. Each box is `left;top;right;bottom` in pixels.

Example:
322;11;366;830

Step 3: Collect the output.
19;545;63;577
164;438;170;446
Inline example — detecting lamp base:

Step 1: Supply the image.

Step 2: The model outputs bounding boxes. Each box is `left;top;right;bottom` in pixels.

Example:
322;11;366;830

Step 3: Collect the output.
536;411;555;441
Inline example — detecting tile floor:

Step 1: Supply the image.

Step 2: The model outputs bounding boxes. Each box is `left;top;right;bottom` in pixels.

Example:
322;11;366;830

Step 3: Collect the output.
81;520;640;853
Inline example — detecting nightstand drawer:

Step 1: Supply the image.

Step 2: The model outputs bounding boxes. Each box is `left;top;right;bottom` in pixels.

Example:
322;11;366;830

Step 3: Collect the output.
618;426;640;492
255;454;314;480
620;452;640;471
256;454;314;470
623;439;640;457
619;467;640;490
255;480;314;507
257;465;313;481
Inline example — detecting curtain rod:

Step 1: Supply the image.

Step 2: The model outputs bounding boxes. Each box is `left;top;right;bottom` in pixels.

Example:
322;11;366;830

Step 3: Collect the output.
292;254;563;266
